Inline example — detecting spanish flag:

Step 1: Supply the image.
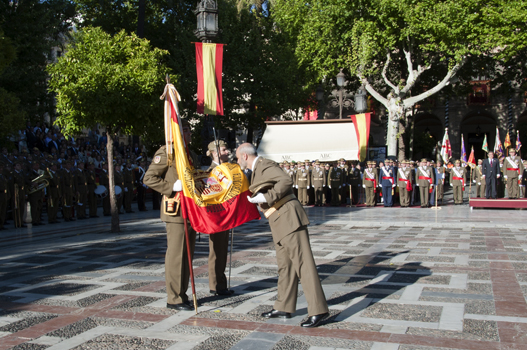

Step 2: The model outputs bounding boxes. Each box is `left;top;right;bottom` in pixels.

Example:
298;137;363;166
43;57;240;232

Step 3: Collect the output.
349;113;371;161
195;43;224;116
162;83;260;234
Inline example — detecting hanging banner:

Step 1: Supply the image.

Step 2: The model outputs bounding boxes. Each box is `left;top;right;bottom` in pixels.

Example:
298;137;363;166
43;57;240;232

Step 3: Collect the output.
349;113;371;162
195;43;224;116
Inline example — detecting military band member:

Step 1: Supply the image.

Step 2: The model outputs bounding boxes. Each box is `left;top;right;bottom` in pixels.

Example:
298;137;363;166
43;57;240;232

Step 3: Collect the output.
397;160;412;207
380;159;395;207
114;164;124;214
450;159;466;205
86;162;99;217
143;119;196;311
363;161;378;207
295;162;310;206
28;162;45;225
99;161;111;216
503;147;524;199
61;161;76;221
417;158;433;208
136;160;148;211
311;161;326;206
205;140;234;296
238;143;329;328
75;161;88;219
47;162;61;223
123;160;135;213
472;159;485;198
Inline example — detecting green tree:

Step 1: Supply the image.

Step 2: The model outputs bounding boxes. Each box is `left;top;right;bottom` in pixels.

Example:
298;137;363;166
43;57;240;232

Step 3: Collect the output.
0;0;76;124
47;27;169;232
272;0;527;159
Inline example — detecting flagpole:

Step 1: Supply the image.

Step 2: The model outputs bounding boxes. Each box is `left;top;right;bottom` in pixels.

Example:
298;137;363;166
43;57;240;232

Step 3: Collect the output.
181;200;198;314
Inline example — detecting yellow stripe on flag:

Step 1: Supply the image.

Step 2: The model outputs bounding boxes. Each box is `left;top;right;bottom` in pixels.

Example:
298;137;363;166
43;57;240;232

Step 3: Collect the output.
355;113;368;161
202;43;218;115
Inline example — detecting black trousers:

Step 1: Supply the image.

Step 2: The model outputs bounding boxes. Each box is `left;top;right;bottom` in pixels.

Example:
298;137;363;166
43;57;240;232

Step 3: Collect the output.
485;176;497;199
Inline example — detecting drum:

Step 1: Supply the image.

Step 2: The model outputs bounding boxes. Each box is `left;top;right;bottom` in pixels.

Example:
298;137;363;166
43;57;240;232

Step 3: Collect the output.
115;185;122;198
94;185;108;198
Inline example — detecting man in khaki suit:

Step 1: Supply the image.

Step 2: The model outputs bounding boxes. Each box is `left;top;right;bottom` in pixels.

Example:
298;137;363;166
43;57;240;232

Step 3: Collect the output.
503;147;524;199
205;140;234;296
450;159;466;204
310;161;325;206
237;143;329;328
397;160;412;207
295;162;310;206
417;158;433;208
143;120;196;311
472;159;485;198
362;161;378;207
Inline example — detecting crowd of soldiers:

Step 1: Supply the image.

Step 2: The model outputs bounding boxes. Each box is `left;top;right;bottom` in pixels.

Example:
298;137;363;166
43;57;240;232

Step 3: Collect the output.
0;123;152;229
279;151;527;208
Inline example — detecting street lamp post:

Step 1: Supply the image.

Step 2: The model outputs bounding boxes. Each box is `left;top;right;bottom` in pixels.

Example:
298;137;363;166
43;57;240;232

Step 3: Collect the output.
194;0;219;43
316;84;324;119
331;69;353;119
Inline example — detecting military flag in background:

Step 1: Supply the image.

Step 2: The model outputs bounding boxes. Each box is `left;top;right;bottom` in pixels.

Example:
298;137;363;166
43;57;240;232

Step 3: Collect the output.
494;127;504;158
195;43;224;116
467;146;476;168
504;131;511;155
162;83;260;234
461;134;467;163
482;133;489;153
349;113;371;161
516;130;522;152
440;128;451;163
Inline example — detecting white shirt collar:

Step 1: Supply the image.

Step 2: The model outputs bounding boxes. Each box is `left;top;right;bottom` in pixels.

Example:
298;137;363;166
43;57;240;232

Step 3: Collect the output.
251;156;260;172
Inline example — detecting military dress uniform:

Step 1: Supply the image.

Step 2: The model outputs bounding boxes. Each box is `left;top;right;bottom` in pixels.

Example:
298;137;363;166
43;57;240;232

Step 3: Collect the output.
362;162;378;207
472;162;486;198
310;163;326;206
503;154;525;199
28;168;45;225
380;161;395;207
348;165;361;205
250;157;328;318
47;167;61;223
86;167;98;217
13;168;28;227
123;165;135;213
397;162;412;207
450;161;466;204
99;168;111;216
329;165;342;206
75;167;88;219
143;145;196;306
296;164;310;206
338;160;349;205
61;167;76;221
430;164;445;205
417;161;434;207
135;164;147;211
114;168;124;213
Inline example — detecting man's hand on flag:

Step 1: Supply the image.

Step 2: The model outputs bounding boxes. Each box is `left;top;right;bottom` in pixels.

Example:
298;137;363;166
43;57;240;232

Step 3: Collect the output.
173;180;182;192
248;193;267;204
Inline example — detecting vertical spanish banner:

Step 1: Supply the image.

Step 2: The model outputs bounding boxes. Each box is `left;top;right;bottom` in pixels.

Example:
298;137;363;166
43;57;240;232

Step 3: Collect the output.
195;43;224;116
349;113;371;161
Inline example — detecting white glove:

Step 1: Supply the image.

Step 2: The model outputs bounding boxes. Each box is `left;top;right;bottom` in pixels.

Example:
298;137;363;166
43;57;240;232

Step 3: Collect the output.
247;193;266;204
295;185;298;189
451;184;454;187
306;186;310;189
328;185;331;189
417;184;419;186
124;188;128;192
431;184;434;187
173;179;182;192
497;174;501;178
392;184;395;188
504;175;508;179
473;180;476;183
477;182;481;185
520;175;523;180
362;184;365;188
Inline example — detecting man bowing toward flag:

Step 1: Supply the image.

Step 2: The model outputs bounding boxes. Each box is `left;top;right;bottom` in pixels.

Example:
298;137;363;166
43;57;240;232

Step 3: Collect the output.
237;143;329;328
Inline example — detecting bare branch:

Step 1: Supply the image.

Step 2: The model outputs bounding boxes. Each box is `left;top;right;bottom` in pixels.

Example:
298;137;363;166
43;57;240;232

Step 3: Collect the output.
403;57;467;109
382;53;399;94
358;74;388;108
404;47;414;82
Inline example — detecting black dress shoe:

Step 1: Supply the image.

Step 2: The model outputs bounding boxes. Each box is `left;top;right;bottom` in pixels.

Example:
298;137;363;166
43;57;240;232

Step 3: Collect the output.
166;303;193;311
261;309;291;319
300;312;329;328
210;289;234;296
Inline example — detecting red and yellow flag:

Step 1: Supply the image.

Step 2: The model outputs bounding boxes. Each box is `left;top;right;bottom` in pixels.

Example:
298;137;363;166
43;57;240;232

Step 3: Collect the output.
195;43;224;116
162;83;259;233
467;146;476;169
349;113;371;161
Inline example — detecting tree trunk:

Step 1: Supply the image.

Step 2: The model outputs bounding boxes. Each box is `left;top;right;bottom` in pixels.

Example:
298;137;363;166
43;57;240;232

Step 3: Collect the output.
107;130;120;233
386;108;401;158
398;116;406;161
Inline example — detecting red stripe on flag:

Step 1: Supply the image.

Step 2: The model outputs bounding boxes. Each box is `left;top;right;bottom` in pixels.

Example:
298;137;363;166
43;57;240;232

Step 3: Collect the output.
181;190;260;234
195;43;205;114
215;44;224;116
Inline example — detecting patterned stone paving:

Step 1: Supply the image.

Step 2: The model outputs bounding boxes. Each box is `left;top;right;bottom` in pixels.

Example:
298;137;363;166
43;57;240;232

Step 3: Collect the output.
1;205;527;349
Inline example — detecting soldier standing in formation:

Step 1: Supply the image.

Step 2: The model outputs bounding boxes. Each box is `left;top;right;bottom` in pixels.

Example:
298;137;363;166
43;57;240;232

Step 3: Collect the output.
12;161;28;227
296;162;310;206
473;159;485;198
348;163;361;205
362;161;378;207
47;162;61;224
417;158;433;208
61;161;76;221
99;161;111;216
338;158;348;205
206;140;234;296
503;147;524;199
136;160;147;211
380;159;395;207
310;161;325;206
397;160;412;207
86;162;98;218
28;162;45;225
450;159;466;205
75;161;88;219
329;163;342;206
431;160;445;205
114;163;124;214
123;160;135;213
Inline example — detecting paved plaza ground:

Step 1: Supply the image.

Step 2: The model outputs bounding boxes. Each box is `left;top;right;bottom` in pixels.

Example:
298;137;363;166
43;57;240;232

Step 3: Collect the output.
1;201;527;350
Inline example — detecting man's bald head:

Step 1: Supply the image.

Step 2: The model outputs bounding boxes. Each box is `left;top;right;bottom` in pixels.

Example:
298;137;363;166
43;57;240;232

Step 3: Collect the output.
236;143;258;170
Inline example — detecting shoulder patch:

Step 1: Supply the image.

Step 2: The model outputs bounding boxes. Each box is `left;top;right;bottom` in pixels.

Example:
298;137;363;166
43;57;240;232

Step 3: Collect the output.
154;156;161;164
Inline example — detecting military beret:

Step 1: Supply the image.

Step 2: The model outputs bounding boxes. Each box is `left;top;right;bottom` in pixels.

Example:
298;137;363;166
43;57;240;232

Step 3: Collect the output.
207;140;228;152
315;161;320;165
455;159;461;163
339;158;346;162
325;163;330;167
420;158;428;162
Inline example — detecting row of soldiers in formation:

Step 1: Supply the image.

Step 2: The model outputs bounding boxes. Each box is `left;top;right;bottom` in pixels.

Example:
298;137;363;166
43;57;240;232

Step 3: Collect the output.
0;156;150;229
278;153;527;208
